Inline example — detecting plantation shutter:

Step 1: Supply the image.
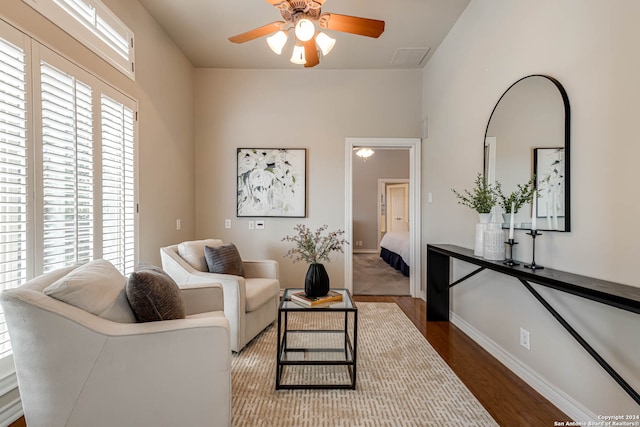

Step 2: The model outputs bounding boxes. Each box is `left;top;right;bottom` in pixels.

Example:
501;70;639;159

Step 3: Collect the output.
101;94;135;274
0;30;28;359
40;61;94;272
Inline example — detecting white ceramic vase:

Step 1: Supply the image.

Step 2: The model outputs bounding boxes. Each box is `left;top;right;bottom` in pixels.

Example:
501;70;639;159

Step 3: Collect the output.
483;222;506;261
474;213;492;256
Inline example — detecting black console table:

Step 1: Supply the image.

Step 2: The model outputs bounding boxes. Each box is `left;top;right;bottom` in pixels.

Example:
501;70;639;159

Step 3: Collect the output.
426;243;640;406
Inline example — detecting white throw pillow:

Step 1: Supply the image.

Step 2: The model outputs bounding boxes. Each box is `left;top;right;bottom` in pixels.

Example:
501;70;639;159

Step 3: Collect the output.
178;239;223;271
44;259;136;323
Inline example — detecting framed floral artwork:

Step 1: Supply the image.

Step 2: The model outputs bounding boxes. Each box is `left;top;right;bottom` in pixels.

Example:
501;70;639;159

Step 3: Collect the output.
237;148;307;217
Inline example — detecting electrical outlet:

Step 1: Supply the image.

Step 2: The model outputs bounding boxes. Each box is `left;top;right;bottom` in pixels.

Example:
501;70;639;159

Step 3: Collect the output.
176;219;181;231
248;221;255;230
224;219;231;229
520;328;530;350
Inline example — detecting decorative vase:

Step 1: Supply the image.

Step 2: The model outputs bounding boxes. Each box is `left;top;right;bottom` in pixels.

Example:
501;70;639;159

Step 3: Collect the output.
305;263;330;297
483;222;506;261
474;213;492;257
502;213;510;228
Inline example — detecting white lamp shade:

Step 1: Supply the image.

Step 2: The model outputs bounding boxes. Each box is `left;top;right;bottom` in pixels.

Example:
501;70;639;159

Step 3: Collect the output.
267;31;288;55
316;32;336;56
294;19;315;42
290;45;306;65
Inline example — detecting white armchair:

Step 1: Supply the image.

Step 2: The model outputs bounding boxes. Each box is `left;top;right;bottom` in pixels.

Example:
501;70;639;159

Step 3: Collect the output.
161;239;280;352
1;265;231;427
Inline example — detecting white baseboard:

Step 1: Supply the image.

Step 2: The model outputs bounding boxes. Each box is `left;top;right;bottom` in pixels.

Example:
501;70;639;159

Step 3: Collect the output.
353;249;378;254
0;371;21;427
450;312;596;422
0;397;22;427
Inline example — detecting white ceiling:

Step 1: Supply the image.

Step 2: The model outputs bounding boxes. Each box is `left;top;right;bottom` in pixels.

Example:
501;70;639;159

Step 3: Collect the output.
137;0;470;69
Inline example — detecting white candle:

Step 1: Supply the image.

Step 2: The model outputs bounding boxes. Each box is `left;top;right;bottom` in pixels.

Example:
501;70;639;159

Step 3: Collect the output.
508;202;515;240
552;189;558;230
531;190;537;231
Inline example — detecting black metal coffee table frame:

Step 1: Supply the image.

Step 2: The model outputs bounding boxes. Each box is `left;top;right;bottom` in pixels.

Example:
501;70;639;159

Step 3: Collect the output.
276;288;358;390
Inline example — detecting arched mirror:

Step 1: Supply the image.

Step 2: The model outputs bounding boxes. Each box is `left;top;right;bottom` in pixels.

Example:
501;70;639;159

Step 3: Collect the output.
484;75;571;232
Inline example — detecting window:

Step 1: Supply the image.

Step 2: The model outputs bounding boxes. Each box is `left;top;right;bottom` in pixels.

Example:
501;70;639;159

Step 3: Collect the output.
0;20;138;363
22;0;135;79
0;24;29;361
101;94;135;274
40;62;94;272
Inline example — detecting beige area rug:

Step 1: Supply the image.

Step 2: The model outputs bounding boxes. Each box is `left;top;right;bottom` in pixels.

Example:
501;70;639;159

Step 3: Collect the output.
231;302;497;426
352;253;410;296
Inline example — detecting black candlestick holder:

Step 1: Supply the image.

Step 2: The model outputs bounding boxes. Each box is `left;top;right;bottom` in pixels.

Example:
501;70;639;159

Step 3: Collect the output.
503;239;519;266
524;230;544;270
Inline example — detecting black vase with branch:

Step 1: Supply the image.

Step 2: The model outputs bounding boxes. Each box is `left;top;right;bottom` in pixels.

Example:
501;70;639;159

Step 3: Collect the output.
282;224;349;298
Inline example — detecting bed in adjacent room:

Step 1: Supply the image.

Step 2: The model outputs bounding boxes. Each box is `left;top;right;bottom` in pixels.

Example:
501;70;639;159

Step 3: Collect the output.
379;231;410;277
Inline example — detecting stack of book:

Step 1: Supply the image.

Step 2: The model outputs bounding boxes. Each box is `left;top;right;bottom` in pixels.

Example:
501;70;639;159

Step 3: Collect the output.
290;290;343;307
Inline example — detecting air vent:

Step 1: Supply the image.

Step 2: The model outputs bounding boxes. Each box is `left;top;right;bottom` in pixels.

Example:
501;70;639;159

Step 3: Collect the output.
391;48;431;66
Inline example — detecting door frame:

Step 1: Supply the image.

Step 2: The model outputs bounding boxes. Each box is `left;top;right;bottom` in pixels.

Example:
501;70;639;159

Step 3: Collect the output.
344;137;422;298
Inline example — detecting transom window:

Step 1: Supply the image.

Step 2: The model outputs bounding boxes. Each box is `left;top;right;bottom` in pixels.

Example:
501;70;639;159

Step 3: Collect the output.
22;0;135;79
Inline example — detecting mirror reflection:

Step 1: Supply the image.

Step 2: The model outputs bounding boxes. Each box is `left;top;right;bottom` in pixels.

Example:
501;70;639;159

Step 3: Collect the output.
484;75;571;232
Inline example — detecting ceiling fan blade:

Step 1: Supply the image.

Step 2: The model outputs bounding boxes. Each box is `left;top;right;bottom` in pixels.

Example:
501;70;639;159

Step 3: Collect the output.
228;21;284;44
304;37;319;68
319;13;385;38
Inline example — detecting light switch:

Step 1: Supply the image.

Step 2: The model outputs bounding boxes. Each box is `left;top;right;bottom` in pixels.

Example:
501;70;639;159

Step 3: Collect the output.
256;220;265;230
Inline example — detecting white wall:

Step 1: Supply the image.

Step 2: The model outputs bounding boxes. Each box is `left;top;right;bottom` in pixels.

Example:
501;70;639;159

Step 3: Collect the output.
194;68;421;289
422;0;640;417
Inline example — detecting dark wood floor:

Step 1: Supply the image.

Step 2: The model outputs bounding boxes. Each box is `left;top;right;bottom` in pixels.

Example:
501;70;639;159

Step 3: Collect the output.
10;295;567;427
355;295;569;427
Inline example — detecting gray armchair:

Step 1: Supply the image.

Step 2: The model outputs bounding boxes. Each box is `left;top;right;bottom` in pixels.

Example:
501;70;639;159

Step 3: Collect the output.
161;239;280;352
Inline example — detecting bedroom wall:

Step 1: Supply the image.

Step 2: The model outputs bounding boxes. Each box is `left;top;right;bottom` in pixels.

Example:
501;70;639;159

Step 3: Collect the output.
353;149;410;251
422;0;640;418
194;68;421;289
1;0;197;267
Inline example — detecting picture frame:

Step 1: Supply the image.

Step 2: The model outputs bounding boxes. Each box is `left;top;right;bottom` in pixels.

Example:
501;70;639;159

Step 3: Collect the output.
237;148;307;217
534;147;565;218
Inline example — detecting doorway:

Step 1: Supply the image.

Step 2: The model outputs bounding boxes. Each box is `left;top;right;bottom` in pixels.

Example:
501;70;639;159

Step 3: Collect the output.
344;138;422;298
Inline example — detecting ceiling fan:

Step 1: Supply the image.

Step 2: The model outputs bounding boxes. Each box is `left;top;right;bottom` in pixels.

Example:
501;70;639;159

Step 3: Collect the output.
228;0;385;68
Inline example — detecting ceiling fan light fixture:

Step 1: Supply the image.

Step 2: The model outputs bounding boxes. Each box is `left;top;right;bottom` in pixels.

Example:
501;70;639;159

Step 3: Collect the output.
316;32;335;56
267;30;288;55
290;44;306;65
294;18;315;42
